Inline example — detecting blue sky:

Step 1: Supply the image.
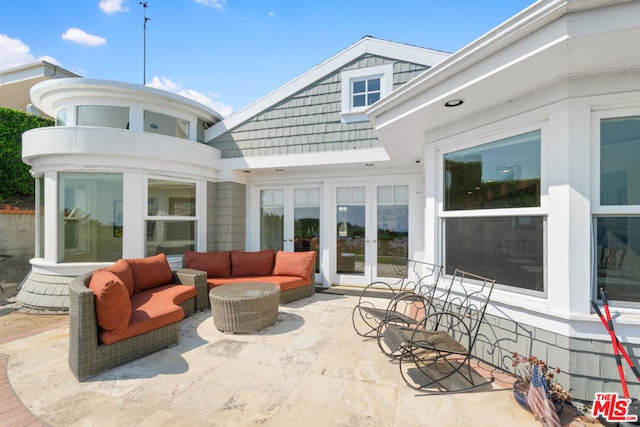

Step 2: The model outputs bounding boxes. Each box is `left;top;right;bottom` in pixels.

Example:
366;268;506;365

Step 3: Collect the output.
1;0;535;117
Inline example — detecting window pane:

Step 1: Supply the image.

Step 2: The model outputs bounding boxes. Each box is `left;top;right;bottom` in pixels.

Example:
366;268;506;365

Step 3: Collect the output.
377;204;408;279
56;109;66;126
337;205;365;275
144;110;189;139
146;220;195;256
148;179;196;216
596;217;640;304
394;185;409;203
77;106;129;129
445;216;544;292
367;78;380;92
378;186;392;203
351;186;366;203
601;116;640;206
59;173;123;262
368;93;380;105
444;130;541;210
353;80;365;94
353;95;366;107
260;189;283;251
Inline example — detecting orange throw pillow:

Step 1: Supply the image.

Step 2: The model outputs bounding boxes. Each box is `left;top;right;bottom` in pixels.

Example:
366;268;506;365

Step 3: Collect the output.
106;259;134;296
273;251;316;279
184;251;231;277
231;250;275;276
89;269;131;333
128;253;174;293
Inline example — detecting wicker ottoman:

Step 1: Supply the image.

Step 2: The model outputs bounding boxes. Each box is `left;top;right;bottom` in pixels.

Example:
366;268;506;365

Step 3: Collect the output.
209;282;280;333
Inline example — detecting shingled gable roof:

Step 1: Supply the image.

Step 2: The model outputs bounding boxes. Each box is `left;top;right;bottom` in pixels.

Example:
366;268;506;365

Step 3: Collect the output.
205;36;450;141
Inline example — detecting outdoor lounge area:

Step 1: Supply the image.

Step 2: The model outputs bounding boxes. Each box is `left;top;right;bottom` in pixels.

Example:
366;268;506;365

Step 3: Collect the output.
0;290;590;426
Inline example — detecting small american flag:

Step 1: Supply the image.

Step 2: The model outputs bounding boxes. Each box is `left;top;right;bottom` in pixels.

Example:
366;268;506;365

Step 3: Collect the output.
526;364;561;427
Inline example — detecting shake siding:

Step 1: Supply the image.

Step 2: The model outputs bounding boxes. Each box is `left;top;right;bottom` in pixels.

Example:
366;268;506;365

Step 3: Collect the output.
208;55;429;158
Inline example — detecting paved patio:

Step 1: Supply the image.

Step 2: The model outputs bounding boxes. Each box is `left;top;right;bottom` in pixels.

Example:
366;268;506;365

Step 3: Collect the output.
0;291;582;426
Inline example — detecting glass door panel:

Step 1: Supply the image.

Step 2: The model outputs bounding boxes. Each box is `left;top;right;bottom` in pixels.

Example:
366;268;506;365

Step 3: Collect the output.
336;186;366;276
294;187;321;273
260;189;284;251
376;185;409;279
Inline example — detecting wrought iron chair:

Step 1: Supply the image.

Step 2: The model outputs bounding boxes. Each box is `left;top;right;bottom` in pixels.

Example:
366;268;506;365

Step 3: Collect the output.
351;260;443;338
381;269;496;394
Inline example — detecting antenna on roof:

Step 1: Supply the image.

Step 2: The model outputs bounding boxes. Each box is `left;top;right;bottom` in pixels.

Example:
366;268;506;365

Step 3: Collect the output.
140;2;150;85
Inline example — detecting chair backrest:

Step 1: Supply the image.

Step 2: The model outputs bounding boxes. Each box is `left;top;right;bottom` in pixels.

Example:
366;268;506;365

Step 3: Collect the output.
436;269;496;347
400;259;444;297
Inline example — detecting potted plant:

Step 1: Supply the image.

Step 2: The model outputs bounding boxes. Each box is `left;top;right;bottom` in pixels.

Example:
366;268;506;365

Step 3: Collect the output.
511;352;572;414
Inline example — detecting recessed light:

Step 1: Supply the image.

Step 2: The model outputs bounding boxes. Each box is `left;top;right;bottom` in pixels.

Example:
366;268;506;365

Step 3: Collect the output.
444;99;464;107
150;123;159;129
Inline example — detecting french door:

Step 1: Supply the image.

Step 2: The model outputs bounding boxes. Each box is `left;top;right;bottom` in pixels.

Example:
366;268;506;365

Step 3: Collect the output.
334;182;410;286
258;185;322;281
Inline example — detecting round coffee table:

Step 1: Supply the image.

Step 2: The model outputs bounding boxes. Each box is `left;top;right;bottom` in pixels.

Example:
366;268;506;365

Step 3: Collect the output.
208;282;280;333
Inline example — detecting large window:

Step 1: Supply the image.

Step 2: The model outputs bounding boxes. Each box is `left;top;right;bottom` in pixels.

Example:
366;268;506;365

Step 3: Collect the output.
77;106;129;129
595;115;640;305
442;130;544;292
146;178;196;256
144;110;189;139
59;173;123;262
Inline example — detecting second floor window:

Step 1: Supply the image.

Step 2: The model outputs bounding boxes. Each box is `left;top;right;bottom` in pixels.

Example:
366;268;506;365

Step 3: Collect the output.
352;77;381;108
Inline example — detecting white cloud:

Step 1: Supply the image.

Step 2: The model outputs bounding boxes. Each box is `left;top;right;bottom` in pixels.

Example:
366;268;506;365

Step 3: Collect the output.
147;76;233;118
0;34;60;69
268;11;275;18
99;0;129;14
194;0;226;10
61;28;107;47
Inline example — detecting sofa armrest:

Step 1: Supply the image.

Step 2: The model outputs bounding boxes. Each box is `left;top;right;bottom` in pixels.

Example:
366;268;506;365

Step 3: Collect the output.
175;268;208;311
68;271;100;379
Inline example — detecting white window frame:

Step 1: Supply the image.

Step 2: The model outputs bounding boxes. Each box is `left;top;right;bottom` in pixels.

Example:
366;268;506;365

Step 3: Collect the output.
591;107;640;307
340;64;393;123
436;123;549;296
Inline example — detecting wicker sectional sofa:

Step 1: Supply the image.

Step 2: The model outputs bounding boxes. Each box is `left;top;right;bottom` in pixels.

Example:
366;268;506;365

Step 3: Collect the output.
68;253;207;380
184;250;317;304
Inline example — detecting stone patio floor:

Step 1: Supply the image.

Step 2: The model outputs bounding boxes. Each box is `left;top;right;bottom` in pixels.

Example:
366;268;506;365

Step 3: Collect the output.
0;291;592;426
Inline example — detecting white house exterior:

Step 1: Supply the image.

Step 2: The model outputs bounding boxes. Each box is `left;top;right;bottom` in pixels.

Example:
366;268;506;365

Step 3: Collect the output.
368;0;640;401
17;0;640;401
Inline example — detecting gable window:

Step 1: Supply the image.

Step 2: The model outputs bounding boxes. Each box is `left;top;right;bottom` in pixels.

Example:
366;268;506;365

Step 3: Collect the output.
341;64;393;123
593;113;640;306
352;77;381;108
441;130;544;293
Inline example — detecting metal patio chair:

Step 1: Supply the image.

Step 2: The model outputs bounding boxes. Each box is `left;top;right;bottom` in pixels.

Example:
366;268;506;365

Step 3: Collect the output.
351;260;443;338
381;269;496;394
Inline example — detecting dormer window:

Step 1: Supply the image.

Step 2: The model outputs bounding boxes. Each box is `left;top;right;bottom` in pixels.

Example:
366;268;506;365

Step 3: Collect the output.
341;64;393;123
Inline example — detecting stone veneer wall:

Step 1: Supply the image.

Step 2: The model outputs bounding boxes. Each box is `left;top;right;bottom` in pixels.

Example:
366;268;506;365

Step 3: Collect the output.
474;311;640;403
207;181;246;251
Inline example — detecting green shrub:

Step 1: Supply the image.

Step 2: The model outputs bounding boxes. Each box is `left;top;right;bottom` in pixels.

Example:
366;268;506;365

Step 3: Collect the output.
0;107;53;202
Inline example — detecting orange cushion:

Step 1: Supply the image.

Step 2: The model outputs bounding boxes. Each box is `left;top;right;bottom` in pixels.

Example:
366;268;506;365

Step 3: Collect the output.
230;250;274;276
184;250;231;277
207;275;310;292
99;291;184;345
128;253;174;293
89;269;131;333
106;259;134;296
273;251;316;280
